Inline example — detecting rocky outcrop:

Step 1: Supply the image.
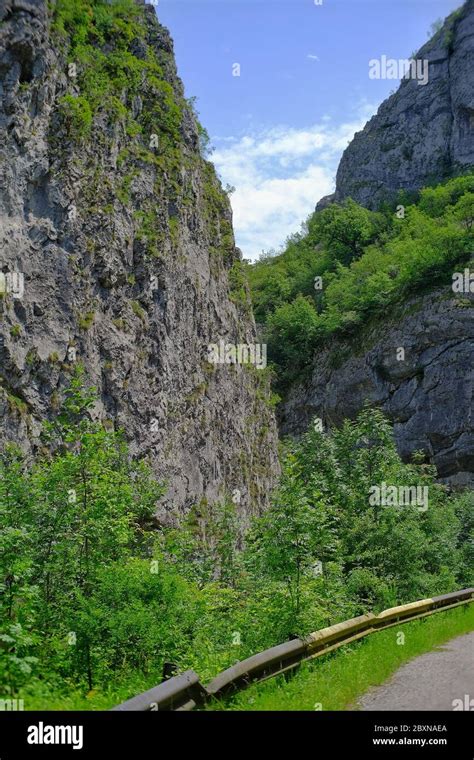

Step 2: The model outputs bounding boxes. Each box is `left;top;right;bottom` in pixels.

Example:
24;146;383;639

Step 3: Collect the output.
318;0;474;210
287;3;474;484
280;287;474;487
0;0;279;520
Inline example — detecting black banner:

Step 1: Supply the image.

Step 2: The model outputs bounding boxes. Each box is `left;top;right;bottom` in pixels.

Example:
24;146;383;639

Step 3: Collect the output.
0;710;472;758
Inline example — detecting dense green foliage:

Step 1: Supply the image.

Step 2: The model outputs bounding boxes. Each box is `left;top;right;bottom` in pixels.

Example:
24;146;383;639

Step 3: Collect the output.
1;373;471;708
54;0;181;147
248;176;474;390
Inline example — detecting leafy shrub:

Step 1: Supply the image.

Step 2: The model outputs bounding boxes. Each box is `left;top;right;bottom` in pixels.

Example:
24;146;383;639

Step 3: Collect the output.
58;94;93;140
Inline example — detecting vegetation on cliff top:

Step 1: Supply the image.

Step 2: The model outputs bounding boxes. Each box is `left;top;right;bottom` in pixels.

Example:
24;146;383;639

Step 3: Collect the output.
54;0;181;144
52;0;239;270
248;175;474;390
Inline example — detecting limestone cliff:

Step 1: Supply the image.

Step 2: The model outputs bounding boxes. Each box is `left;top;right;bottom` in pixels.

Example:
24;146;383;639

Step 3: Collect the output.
0;0;279;520
281;286;474;487
282;3;474;485
318;0;474;210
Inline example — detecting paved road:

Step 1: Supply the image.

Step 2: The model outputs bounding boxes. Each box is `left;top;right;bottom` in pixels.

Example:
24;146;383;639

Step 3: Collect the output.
358;631;474;711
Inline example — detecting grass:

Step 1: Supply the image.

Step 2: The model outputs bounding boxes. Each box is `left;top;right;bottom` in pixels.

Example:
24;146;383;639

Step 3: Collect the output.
208;603;474;711
78;311;95;330
6;392;28;417
15;670;165;712
131;300;146;323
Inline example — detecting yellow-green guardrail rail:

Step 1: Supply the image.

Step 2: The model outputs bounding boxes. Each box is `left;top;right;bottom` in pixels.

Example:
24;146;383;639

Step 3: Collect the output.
112;587;474;711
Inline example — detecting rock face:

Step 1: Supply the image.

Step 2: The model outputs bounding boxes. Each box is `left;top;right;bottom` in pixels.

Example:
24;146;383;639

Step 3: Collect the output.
284;3;474;485
280;287;474;487
318;0;474;211
0;0;279;520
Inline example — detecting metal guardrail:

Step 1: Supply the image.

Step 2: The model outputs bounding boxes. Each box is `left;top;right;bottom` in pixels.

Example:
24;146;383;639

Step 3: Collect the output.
112;670;207;712
112;587;474;711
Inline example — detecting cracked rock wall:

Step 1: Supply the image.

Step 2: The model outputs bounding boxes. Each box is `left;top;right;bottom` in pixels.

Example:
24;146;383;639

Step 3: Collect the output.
0;0;279;520
281;287;474;487
318;0;474;210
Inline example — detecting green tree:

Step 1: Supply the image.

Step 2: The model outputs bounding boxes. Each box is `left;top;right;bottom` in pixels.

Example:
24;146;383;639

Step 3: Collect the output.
246;453;332;631
1;368;163;692
266;295;320;387
310;199;383;267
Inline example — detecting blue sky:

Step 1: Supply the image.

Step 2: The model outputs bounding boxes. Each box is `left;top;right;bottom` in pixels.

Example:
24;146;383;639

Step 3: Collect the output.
155;0;463;259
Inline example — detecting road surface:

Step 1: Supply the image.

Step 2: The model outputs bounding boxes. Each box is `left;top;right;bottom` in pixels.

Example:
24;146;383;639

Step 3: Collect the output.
358;631;474;710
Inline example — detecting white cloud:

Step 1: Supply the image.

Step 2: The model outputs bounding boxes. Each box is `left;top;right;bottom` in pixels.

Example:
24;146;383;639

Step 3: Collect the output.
307;53;320;61
212;102;374;261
